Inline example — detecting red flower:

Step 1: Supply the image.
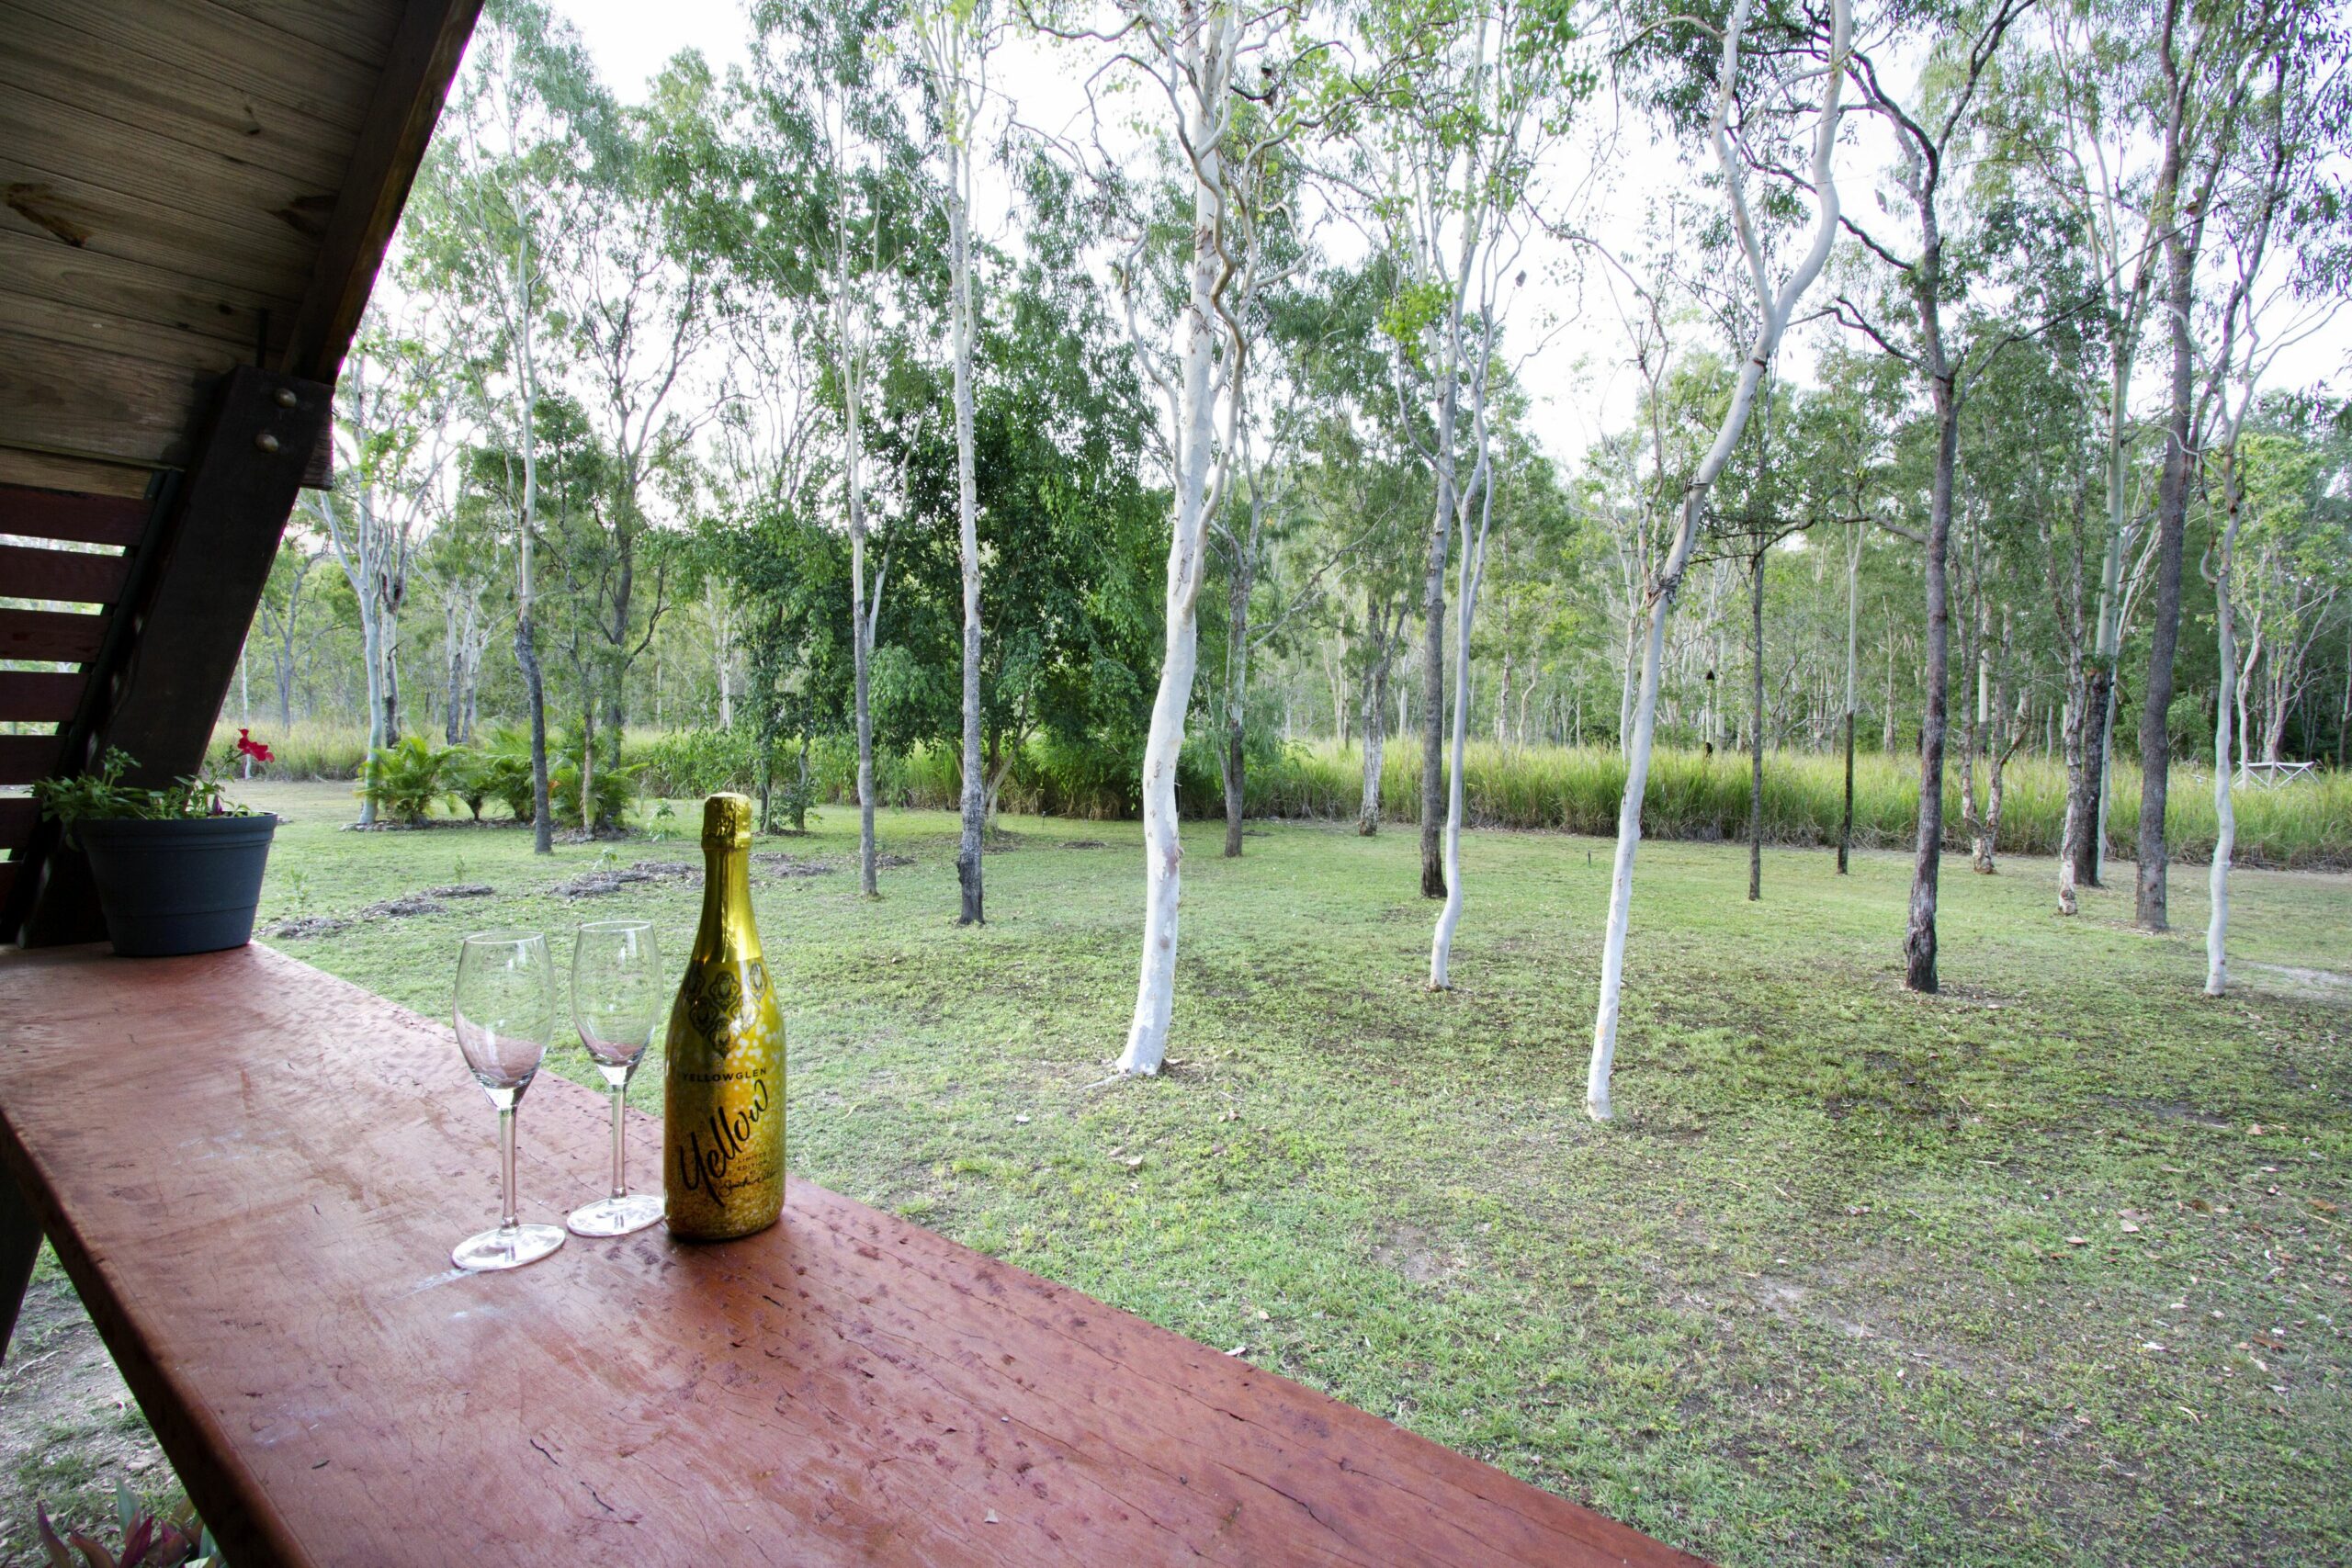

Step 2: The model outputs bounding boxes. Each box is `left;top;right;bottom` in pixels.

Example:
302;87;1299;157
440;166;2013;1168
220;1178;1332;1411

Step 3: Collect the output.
236;728;275;763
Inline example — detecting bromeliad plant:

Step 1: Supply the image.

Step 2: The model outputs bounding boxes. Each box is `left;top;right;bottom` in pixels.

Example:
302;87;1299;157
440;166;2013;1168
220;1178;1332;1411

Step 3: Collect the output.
30;748;253;845
35;1483;219;1568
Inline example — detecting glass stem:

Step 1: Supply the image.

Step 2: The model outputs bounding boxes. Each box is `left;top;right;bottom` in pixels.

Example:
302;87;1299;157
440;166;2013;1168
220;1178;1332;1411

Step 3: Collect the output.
609;1083;628;1201
499;1104;519;1231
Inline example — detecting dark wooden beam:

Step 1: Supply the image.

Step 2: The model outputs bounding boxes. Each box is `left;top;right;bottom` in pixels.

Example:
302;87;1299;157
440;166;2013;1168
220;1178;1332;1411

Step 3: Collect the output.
0;1164;39;1364
278;0;482;387
10;366;326;946
0;482;147;545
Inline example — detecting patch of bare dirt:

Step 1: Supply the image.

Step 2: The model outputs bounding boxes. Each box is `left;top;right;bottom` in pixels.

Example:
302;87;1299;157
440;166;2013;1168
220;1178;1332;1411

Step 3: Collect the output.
2241;964;2352;1005
0;1263;167;1558
753;853;838;878
265;885;498;939
551;861;700;898
1370;1224;1457;1285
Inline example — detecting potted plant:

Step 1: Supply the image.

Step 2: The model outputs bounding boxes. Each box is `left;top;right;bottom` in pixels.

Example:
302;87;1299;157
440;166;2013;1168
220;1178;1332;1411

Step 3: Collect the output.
32;740;278;957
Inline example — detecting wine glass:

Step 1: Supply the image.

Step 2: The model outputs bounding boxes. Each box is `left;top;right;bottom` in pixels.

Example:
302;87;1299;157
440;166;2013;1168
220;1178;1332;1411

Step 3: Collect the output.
449;930;566;1271
567;919;666;1237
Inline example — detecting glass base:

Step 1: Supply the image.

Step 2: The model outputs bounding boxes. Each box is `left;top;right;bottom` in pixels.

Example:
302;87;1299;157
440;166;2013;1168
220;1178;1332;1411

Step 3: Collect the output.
453;1221;567;1272
568;1191;665;1237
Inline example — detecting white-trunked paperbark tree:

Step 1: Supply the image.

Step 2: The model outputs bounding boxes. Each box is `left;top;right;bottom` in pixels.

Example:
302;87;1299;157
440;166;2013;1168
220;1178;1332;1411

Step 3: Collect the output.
1088;0;1291;1077
910;0;997;925
1345;0;1575;989
2202;55;2318;996
2030;4;2169;910
1584;0;1849;1122
1425;374;1496;988
406;0;608;854
1352;0;1575;906
314;332;459;826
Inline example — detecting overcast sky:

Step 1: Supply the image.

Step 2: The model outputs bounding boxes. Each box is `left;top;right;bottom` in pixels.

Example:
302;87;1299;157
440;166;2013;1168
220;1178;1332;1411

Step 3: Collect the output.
549;1;2347;471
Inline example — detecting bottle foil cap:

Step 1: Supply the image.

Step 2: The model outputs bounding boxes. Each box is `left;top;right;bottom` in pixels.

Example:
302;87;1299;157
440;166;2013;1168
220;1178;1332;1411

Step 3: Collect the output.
702;793;753;847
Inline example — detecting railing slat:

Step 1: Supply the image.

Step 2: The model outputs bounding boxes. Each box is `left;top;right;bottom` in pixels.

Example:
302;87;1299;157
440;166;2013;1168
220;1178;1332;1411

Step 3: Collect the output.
0;484;148;547
0;541;131;605
0;671;86;723
0;609;107;662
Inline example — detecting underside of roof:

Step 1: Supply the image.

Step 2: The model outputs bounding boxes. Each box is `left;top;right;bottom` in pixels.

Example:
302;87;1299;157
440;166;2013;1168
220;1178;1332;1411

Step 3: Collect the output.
0;0;483;943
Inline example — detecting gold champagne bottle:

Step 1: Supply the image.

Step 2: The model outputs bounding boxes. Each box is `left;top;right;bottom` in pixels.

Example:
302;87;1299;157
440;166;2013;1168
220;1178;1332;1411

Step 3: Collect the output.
662;794;785;1240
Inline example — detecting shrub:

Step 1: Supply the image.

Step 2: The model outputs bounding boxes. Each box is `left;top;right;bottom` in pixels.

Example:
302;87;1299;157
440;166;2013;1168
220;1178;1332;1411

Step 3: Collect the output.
446;739;535;822
550;729;639;829
359;735;451;825
637;727;763;798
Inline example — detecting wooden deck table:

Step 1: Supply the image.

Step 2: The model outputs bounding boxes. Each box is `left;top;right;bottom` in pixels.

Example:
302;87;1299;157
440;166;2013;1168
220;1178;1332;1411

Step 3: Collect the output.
0;942;1705;1567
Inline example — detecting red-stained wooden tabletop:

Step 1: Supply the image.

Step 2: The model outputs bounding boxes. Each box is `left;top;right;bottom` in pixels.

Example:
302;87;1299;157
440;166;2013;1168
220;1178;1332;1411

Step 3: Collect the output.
0;942;1706;1567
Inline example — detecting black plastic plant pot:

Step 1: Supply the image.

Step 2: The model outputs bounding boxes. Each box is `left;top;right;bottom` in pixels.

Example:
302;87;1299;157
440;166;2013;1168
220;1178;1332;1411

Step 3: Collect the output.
77;814;278;957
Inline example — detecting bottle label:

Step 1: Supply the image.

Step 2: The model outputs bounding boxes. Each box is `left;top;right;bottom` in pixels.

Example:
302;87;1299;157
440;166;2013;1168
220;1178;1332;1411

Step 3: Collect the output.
663;957;784;1238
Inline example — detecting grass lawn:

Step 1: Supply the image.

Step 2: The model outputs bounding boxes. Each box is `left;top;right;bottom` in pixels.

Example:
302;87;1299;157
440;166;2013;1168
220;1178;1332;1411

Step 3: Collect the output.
11;779;2349;1566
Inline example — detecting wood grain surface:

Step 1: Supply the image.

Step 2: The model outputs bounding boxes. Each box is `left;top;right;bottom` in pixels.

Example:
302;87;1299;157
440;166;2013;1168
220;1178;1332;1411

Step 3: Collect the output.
0;943;1706;1568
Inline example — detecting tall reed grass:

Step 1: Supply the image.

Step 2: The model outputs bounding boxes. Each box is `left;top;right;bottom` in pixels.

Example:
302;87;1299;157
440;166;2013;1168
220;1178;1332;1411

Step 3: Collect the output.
220;720;2351;867
1239;740;2351;870
208;721;371;781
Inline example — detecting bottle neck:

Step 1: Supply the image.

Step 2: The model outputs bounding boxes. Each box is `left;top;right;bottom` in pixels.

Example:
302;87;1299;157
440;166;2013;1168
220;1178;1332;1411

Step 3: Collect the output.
693;840;757;964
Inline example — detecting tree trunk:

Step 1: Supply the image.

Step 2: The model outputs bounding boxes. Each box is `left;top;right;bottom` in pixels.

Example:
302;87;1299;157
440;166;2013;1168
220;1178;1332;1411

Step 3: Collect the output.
1960;597;1985;873
1881;632;1897;751
1358;604;1390;836
1418;484;1451;898
513;232;552;855
2208;495;2244;994
1904;378;1957;995
2135;225;2197;932
380;608;402;750
1429;464;1494;990
1588;0;1849;1117
1359;680;1387;834
2057;659;2090;913
947;140;985;926
1115;59;1227;1077
1839;524;1859;873
580;705;595;832
1221;479;1261;860
445;600;466;746
1747;547;1765;902
841;288;880;899
1617;606;1638;751
517;612;551;852
356;613;383;827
